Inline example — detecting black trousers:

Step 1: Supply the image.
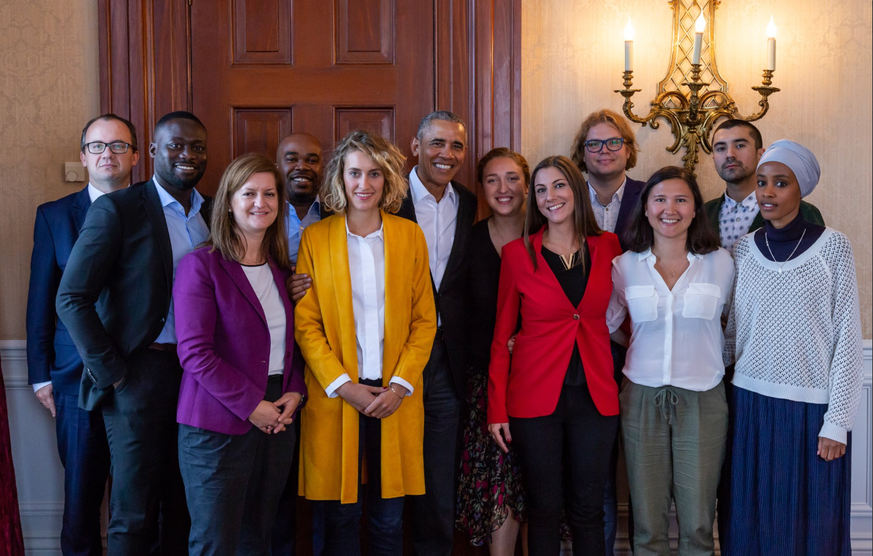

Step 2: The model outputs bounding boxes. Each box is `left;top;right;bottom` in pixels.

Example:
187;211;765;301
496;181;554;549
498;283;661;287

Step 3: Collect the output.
511;384;618;556
410;337;463;556
179;375;296;556
101;348;190;556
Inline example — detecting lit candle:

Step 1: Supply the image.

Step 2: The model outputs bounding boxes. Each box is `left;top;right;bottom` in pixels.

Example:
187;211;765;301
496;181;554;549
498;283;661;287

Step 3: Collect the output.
692;14;706;65
624;18;634;72
766;16;777;71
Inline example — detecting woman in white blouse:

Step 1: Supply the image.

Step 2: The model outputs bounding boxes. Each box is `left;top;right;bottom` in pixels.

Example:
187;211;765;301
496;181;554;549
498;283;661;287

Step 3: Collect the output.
607;166;733;556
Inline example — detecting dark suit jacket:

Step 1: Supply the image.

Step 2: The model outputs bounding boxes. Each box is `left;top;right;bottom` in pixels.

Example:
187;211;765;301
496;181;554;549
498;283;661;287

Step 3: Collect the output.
613;177;645;250
56;179;212;409
26;187;91;395
703;195;825;239
396;180;477;398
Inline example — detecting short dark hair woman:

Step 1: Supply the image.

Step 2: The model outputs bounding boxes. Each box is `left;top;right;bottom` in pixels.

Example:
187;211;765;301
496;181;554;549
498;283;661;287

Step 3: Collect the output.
607;166;732;554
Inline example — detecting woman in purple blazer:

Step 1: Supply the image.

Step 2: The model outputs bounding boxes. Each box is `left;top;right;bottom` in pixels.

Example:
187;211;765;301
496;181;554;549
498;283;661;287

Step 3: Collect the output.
174;152;306;555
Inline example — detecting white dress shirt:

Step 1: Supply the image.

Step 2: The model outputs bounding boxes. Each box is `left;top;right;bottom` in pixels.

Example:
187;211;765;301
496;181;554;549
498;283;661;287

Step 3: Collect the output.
409;167;458;290
323;220;414;398
241;263;286;375
587;179;626;233
607;247;735;391
718;191;760;255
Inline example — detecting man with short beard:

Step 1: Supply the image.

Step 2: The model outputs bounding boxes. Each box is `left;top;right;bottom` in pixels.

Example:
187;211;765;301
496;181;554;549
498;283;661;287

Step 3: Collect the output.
705;119;824;255
271;131;326;556
57;111;211;556
277;132;328;262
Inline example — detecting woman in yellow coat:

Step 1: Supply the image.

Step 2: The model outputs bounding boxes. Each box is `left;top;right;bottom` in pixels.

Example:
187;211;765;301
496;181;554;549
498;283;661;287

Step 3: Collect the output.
294;129;436;555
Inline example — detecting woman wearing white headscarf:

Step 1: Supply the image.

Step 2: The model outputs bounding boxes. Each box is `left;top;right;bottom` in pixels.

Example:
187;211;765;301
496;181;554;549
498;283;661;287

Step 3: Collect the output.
721;140;863;556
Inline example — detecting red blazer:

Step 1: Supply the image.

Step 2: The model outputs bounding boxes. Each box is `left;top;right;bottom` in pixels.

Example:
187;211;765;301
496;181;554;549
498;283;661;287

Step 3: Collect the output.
487;228;622;423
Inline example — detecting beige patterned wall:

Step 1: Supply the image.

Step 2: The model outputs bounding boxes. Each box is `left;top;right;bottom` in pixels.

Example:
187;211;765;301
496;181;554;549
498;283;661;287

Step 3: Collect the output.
522;0;873;337
0;0;99;339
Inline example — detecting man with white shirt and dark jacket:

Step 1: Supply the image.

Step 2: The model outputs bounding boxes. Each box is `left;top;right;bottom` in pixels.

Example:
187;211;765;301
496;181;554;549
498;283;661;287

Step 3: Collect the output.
26;114;138;556
56;111;211;556
398;111;477;556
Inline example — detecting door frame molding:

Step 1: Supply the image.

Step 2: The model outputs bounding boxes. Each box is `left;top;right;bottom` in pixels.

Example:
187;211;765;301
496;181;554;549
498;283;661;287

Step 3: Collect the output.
98;0;521;189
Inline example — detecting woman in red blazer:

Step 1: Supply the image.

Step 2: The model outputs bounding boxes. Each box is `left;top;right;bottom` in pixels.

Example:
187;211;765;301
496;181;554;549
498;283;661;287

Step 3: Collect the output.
487;155;622;556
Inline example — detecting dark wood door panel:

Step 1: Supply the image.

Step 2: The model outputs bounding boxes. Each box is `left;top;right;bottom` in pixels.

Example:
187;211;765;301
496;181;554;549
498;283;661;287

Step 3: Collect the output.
191;0;432;194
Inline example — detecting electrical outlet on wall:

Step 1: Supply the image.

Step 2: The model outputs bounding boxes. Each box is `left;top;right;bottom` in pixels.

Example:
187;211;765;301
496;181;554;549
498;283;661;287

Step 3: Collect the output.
65;162;86;182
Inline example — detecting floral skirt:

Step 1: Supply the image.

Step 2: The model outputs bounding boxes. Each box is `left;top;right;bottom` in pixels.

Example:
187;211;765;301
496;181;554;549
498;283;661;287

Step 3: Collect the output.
455;371;526;546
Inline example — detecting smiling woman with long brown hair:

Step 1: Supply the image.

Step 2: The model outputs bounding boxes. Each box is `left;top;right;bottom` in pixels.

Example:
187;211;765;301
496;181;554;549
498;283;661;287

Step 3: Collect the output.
487;155;622;556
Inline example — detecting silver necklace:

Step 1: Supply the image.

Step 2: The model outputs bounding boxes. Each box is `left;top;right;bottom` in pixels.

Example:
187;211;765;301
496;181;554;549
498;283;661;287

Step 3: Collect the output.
764;228;806;273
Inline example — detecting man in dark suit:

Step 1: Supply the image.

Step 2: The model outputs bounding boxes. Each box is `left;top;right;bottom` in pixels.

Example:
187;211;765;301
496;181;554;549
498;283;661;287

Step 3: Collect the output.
397;111;476;556
27;114;139;556
56;111;210;556
272;131;326;556
570;108;646;555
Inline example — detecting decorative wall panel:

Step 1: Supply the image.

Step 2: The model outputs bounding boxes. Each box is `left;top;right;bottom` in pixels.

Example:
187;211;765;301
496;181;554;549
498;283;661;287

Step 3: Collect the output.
232;0;292;65
334;107;394;142
335;0;394;64
233;108;293;159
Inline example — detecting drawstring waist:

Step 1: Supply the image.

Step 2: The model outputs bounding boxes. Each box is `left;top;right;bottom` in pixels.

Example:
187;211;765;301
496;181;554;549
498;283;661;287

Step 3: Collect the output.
652;387;679;424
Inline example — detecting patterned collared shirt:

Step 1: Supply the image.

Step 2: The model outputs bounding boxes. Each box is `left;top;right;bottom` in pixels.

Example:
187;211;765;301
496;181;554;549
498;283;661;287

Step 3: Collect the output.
718;191;759;255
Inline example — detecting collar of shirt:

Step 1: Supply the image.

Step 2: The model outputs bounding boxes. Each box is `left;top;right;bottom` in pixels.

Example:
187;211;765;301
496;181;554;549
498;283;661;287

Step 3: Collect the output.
87;183;106;203
287;196;322;224
345;218;384;240
409;166;458;207
587;178;627;208
722;190;758;213
638;248;703;263
152;174;205;219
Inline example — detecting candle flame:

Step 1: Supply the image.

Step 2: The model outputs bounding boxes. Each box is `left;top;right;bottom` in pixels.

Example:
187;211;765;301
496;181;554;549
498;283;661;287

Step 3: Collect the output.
695;13;706;33
767;16;777;38
624;18;635;41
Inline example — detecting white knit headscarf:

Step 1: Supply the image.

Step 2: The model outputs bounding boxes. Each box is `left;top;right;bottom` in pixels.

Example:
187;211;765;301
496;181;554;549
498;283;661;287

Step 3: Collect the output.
756;140;821;198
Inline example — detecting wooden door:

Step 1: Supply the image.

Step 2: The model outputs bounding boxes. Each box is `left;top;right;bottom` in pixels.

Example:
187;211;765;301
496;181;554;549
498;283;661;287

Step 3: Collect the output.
190;0;434;194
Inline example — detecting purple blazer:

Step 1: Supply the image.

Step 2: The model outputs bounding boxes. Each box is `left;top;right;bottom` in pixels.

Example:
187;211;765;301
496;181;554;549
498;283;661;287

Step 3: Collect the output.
174;246;306;435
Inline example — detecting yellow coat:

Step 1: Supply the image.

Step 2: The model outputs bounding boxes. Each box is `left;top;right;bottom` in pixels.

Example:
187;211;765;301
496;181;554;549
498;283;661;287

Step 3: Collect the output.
295;212;436;503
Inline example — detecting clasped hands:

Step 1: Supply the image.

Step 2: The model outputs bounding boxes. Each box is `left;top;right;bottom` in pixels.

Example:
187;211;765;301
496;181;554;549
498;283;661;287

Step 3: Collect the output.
248;392;303;434
337;381;406;419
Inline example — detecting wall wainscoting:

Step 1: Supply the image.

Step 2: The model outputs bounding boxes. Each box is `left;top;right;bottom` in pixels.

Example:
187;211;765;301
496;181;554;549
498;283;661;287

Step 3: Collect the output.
3;339;872;555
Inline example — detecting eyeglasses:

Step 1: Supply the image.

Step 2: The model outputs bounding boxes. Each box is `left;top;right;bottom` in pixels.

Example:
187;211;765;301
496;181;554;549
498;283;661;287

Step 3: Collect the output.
83;141;134;155
583;138;625;153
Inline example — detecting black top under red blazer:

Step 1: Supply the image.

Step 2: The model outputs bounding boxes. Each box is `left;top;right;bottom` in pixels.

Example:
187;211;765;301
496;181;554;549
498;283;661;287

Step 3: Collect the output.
487;228;622;423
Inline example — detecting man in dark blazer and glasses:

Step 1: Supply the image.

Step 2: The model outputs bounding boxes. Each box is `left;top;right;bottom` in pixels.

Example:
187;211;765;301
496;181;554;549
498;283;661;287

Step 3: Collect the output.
57;111;211;556
27;113;138;556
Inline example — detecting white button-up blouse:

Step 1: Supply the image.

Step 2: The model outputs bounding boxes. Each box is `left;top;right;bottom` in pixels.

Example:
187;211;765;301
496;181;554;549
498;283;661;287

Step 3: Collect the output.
607;247;735;391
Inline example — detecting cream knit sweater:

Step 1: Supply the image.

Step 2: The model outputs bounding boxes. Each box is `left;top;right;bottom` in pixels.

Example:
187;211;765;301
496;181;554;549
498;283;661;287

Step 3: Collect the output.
725;228;863;443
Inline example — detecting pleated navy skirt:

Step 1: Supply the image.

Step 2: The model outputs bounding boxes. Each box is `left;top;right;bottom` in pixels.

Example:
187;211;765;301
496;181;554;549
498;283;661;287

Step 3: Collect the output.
722;386;852;556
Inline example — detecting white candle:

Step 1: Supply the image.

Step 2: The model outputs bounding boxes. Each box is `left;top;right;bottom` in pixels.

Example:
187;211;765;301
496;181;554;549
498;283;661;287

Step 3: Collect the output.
766;16;777;71
692;14;706;65
624;19;634;72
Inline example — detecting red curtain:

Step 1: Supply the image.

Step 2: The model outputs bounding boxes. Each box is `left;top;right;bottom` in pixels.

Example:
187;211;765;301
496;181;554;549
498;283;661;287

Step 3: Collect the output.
0;361;25;555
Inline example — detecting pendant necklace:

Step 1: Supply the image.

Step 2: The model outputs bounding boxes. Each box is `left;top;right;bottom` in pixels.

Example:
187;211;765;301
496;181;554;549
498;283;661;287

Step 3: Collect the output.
559;251;576;270
765;228;806;273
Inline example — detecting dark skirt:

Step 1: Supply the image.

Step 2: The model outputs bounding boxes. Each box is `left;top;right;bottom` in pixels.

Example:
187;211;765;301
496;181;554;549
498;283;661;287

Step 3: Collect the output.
722;386;851;556
456;371;526;546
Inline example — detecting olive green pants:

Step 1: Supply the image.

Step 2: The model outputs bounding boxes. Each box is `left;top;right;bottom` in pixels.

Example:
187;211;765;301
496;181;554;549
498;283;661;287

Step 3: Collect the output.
620;381;728;556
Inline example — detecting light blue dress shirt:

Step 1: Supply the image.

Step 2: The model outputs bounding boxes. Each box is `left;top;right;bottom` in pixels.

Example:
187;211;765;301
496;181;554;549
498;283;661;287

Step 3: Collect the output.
286;198;322;263
152;176;209;344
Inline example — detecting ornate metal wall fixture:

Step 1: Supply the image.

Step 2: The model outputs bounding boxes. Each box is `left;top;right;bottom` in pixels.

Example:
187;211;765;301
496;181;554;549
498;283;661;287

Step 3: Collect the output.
615;0;780;173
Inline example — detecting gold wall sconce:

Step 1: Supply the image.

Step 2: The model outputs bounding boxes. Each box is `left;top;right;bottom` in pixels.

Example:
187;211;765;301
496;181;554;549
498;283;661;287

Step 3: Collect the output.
615;0;780;173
